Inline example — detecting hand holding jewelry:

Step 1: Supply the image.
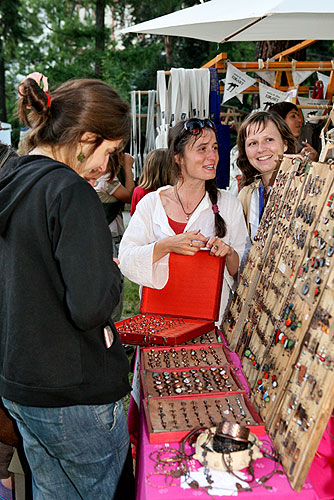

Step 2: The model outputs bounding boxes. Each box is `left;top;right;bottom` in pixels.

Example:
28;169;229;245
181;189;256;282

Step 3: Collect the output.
153;229;208;262
206;236;239;278
206;236;234;258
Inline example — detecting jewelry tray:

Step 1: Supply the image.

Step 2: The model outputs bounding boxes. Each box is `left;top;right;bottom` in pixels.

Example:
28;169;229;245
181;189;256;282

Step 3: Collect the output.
143;393;265;444
116;252;225;346
141;343;233;370
141;364;245;399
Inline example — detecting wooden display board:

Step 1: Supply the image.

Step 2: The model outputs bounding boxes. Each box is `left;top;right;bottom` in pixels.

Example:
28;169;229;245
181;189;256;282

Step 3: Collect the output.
222;157;334;491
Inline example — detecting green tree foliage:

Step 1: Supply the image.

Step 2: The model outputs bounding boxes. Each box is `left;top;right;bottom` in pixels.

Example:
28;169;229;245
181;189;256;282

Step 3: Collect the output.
3;0;334;145
0;0;26;121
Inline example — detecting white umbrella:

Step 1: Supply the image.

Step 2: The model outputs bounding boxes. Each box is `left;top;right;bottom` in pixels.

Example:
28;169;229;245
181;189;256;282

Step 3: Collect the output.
121;0;334;43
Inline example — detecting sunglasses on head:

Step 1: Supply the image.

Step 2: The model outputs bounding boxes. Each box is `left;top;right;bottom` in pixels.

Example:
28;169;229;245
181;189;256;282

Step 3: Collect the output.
176;118;217;143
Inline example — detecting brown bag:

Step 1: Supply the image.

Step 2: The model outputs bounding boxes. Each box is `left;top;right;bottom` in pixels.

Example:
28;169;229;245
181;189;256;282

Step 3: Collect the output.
0;401;19;447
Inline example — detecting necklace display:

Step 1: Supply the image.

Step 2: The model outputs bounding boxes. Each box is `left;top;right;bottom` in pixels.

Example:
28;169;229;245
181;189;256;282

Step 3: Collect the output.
174;185;206;221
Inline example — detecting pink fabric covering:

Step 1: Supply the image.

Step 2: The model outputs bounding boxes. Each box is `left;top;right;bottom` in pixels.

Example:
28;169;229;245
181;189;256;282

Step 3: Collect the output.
308;415;334;500
130;335;332;499
135;404;318;500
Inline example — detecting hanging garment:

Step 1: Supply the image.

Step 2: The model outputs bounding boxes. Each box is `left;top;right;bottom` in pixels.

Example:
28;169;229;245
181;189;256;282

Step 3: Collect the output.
209;68;230;189
195;68;210;119
143;90;156;164
179;69;191;121
130;91;143;179
169;68;183;127
155;71;169;148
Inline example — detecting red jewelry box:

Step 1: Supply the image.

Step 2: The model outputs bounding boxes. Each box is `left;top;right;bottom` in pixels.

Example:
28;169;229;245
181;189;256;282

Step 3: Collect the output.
143;393;265;444
116;251;225;346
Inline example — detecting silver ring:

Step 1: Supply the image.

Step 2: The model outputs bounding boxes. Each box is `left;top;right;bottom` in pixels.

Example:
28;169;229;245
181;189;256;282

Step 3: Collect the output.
214;245;219;250
189;240;193;247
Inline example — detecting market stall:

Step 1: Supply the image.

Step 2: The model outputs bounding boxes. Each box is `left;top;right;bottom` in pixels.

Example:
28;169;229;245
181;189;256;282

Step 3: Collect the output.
117;155;334;500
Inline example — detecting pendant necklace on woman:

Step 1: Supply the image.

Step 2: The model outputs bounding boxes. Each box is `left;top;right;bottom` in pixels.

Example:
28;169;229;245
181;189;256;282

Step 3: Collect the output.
174;185;206;221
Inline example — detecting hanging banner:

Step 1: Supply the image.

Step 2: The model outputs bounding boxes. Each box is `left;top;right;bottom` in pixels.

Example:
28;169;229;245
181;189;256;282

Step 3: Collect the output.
259;83;288;111
285;88;298;102
291;59;314;86
255;71;275;87
317;72;330;99
223;63;256;104
298;96;330;121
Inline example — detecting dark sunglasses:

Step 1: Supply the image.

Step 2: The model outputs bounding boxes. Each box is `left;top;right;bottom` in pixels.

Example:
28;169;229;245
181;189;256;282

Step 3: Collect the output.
176;118;217;143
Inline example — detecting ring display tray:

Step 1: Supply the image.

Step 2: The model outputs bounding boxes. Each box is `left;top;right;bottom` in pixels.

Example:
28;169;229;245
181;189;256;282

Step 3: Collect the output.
141;364;244;399
116;252;225;346
143;393;265;444
141;343;233;371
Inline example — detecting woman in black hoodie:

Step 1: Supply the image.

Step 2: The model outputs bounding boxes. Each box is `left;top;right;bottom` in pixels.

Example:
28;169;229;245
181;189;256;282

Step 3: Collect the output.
0;75;132;500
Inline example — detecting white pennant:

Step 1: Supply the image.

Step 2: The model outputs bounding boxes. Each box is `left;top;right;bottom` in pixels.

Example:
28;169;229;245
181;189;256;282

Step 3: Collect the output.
255;71;275;87
259;83;288;111
291;59;314;86
298;96;330;121
223;63;256;104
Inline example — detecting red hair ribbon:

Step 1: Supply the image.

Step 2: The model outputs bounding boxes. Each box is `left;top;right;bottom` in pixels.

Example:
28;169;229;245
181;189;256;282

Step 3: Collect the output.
45;92;51;108
212;204;219;214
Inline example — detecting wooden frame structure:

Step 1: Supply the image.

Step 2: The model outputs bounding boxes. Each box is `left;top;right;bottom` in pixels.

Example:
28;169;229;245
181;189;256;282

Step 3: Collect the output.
201;40;334;103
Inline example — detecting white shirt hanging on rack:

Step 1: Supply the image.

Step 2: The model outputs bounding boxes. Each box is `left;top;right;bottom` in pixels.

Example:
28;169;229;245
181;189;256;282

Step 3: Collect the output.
155;71;169;148
143;90;156;164
130;91;143;179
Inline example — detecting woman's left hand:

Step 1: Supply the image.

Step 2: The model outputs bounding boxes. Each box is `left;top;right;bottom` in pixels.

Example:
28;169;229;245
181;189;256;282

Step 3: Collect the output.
206;236;239;278
206;236;234;258
300;141;318;162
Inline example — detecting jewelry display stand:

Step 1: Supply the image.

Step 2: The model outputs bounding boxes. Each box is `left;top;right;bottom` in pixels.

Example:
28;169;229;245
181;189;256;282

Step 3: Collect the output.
222;157;334;491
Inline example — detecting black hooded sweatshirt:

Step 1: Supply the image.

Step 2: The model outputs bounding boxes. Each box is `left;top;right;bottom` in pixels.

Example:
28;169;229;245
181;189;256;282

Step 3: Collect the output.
0;155;131;407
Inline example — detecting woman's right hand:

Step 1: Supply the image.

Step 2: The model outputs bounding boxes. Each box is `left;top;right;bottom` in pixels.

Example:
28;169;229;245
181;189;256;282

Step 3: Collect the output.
153;230;208;263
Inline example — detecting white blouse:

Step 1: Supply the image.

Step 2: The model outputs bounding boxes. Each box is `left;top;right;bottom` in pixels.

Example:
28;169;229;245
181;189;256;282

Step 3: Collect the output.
119;186;250;324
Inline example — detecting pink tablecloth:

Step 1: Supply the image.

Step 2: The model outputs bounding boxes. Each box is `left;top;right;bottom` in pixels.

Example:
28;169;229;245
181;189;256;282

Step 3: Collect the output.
133;338;333;500
135;403;318;500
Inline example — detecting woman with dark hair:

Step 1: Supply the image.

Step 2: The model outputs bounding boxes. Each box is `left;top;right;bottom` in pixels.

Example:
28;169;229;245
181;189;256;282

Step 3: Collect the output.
119;119;250;322
270;101;318;160
0;74;132;499
237;111;296;240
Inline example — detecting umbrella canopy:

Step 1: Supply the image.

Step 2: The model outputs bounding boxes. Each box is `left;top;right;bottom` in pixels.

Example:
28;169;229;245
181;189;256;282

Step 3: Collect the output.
121;0;334;43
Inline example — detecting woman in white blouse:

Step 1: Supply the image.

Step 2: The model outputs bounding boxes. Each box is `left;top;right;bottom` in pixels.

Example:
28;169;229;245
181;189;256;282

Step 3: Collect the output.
119;119;250;324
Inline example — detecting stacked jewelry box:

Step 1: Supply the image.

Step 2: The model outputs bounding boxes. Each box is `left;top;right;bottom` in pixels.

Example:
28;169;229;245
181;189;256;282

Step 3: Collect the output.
140;343;265;443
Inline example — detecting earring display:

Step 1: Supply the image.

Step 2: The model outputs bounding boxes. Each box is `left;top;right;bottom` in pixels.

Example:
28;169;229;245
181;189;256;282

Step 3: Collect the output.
222;157;334;491
144;394;265;444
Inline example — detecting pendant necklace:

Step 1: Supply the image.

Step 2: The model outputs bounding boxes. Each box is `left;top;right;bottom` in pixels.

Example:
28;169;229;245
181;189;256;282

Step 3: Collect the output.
174;185;206;221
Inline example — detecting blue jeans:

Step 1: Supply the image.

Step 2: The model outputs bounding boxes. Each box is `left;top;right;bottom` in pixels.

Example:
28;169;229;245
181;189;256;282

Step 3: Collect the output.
2;398;129;500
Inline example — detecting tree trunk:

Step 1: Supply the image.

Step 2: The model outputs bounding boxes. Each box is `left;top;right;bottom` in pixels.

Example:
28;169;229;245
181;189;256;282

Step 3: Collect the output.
0;38;7;123
95;0;106;79
164;35;172;68
255;41;306;62
253;41;306;108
